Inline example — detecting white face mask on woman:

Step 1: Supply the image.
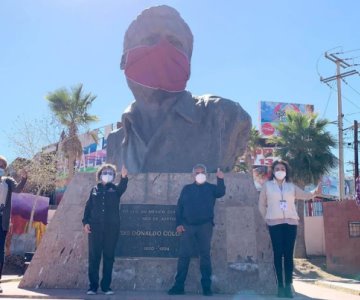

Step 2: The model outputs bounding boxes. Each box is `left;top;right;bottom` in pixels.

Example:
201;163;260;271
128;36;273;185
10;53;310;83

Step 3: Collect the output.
195;173;207;184
274;171;286;181
101;169;114;184
101;174;114;183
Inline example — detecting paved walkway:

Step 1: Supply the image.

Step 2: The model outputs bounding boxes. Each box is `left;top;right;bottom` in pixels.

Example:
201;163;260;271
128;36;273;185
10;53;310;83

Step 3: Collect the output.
0;276;359;299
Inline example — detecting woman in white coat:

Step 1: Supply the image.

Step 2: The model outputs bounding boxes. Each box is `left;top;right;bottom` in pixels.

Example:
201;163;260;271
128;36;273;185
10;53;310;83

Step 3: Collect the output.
259;160;320;298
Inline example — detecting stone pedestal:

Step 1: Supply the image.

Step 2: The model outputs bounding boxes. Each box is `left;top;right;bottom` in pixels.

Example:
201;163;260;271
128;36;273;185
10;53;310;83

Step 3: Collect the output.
20;172;276;294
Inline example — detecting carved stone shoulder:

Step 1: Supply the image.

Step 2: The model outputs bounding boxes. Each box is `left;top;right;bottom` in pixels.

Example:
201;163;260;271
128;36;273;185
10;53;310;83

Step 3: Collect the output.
106;127;125;167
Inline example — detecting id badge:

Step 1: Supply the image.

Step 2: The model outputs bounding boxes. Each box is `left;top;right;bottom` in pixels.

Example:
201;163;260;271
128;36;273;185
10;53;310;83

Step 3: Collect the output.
279;200;287;211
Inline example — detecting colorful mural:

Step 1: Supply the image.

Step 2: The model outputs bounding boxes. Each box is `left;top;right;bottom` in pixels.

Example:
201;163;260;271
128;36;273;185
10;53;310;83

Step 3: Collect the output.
55;123;118;204
6;193;49;254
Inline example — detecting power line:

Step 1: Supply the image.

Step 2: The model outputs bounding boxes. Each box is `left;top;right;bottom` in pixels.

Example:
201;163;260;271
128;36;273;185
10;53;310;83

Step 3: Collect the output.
344;55;360;60
342;92;360;111
343;116;353;125
342;78;360;97
320;51;360;200
345;111;360;116
325;80;360;111
335;48;360;55
322;84;334;118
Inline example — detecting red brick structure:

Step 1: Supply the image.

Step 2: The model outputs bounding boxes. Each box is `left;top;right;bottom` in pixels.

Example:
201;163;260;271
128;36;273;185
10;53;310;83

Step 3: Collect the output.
323;200;360;275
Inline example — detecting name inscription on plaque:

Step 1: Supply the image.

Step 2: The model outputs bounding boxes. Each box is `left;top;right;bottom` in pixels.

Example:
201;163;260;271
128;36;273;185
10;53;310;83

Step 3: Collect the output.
115;204;180;257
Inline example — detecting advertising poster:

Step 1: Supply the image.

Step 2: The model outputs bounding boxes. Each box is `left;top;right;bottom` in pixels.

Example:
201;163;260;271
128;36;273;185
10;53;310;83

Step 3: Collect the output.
252;147;280;190
260;101;314;137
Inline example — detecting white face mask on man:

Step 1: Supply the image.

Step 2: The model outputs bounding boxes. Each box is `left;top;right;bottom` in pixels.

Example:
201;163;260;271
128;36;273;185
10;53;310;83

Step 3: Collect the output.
195;173;207;184
0;168;4;177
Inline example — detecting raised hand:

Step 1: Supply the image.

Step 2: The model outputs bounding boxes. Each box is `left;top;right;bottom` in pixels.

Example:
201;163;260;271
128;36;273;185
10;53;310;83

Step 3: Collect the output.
216;168;224;179
121;165;128;178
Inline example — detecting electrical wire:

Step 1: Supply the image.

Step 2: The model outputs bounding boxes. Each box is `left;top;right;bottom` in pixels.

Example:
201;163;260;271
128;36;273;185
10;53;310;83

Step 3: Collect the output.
343;116;353;125
345;111;360;116
344;55;360;60
342;78;360;97
322;87;333;118
324;79;360;111
334;48;360;55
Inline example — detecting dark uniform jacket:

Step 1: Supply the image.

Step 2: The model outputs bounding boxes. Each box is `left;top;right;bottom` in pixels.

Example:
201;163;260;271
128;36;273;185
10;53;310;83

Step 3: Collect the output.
176;178;225;226
1;176;27;231
82;177;128;226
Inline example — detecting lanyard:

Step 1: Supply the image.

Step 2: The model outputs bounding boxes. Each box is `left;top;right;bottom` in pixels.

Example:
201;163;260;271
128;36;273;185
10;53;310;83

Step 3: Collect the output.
277;182;287;212
277;182;284;201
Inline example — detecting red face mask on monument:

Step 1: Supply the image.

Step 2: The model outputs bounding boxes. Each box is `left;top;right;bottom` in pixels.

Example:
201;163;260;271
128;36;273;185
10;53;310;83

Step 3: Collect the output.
124;39;190;92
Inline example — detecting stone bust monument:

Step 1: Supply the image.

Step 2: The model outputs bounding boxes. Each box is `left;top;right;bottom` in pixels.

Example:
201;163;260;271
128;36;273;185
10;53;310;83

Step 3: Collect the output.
107;5;251;173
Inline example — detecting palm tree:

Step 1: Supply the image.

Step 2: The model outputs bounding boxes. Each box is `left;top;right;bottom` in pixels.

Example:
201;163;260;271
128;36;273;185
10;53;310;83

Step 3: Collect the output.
246;127;262;174
235;127;262;174
46;84;99;178
269;111;337;258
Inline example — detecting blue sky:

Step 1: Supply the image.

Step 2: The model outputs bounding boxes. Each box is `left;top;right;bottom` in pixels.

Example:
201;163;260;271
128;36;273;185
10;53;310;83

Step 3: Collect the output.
1;0;360;174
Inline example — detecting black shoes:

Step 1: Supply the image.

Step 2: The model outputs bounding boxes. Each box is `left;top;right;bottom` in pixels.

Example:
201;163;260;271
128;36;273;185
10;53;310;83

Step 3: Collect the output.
284;284;294;298
277;286;285;298
167;286;185;295
167;286;213;296
203;288;213;296
277;285;294;298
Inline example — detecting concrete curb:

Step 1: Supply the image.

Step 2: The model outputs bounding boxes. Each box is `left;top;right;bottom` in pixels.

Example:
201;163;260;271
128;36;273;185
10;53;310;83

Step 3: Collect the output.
315;280;360;296
295;278;360;296
0;277;22;284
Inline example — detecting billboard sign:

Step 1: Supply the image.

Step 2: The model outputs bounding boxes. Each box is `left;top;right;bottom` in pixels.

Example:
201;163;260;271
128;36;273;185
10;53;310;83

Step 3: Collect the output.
260;101;314;137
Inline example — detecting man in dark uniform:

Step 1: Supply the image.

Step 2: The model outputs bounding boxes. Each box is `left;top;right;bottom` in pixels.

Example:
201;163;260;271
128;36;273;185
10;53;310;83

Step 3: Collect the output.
168;164;225;296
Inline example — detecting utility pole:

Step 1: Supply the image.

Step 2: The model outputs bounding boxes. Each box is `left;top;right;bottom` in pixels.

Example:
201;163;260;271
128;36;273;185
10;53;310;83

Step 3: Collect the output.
355;120;359;181
320;52;359;200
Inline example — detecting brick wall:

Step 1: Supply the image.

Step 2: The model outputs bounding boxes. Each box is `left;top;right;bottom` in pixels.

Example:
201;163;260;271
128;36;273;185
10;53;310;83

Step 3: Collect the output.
323;200;360;275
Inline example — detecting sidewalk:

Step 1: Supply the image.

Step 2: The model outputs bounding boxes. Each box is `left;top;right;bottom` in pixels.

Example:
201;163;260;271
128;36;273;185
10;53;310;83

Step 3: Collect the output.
0;276;359;300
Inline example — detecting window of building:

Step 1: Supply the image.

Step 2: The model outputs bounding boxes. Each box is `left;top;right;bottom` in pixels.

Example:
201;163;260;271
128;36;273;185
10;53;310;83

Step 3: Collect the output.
349;221;360;238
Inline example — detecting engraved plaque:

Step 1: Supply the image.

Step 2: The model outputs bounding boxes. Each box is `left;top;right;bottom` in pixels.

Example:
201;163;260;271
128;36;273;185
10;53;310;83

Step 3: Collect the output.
116;204;180;257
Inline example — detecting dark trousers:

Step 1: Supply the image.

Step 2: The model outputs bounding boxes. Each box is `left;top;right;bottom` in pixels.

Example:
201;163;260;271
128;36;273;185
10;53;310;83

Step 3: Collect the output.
174;222;213;290
0;228;7;279
88;223;119;291
268;224;297;287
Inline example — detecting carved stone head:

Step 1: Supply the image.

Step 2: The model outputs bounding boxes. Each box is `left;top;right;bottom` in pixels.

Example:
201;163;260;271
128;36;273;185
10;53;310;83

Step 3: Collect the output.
120;6;194;95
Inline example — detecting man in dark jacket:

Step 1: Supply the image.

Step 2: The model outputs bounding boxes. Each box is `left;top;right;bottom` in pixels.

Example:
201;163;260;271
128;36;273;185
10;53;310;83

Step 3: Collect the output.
168;164;225;296
0;155;27;292
82;164;128;295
